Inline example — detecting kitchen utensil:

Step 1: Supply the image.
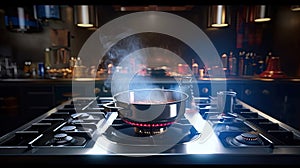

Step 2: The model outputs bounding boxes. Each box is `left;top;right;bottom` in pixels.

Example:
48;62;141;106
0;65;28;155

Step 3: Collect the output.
48;47;70;69
217;90;237;114
103;88;188;128
259;56;287;78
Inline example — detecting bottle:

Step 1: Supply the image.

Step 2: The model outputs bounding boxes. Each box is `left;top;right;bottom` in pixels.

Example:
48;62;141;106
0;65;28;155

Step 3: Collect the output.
107;63;114;75
37;62;45;78
244;52;254;76
192;59;199;76
265;52;272;71
238;51;245;76
229;51;237;76
44;48;51;70
257;59;265;75
23;61;31;76
202;65;208;77
31;64;37;78
69;57;75;69
76;57;82;66
221;53;228;75
243;52;250;75
248;52;255;76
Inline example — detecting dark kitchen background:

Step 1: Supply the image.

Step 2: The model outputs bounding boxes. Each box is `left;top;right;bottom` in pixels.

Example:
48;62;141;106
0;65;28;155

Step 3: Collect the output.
0;2;300;137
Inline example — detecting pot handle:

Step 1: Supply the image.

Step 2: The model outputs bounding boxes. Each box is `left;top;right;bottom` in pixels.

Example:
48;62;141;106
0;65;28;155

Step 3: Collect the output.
103;101;123;112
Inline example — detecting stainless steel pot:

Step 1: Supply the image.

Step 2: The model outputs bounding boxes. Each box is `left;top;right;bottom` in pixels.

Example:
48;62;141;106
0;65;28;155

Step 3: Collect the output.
104;88;188;128
48;47;70;69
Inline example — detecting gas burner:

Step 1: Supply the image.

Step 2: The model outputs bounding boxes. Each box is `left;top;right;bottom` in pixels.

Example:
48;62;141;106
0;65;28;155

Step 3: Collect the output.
53;133;74;145
235;132;261;145
34;132;88;147
122;118;175;136
213;122;252;133
70;119;84;124
104;121;200;146
208;113;243;127
219;115;236;122
60;126;77;132
122;118;175;128
71;113;90;119
134;127;167;135
58;124;96;134
227;131;265;147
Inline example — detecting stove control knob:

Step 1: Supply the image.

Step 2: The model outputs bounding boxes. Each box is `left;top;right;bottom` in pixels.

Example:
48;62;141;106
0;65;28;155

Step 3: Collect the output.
202;87;209;93
94;87;100;94
262;89;270;95
102;86;108;93
245;89;252;96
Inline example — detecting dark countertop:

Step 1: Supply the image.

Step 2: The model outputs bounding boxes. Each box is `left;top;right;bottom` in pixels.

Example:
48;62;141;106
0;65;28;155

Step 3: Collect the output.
1;76;300;84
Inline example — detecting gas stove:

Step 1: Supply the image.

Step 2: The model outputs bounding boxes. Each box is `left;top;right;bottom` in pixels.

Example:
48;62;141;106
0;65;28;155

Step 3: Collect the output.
0;96;300;165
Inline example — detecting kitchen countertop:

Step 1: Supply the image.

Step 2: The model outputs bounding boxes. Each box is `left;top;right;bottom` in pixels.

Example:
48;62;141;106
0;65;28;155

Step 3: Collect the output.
1;76;300;83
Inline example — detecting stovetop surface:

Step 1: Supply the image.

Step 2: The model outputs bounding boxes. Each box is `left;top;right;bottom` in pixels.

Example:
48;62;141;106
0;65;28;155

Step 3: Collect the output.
1;96;300;165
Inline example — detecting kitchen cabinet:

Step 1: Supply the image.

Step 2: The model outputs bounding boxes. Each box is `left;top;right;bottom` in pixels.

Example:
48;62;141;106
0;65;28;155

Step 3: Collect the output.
20;85;55;121
238;80;300;130
241;82;281;116
55;82;112;104
195;78;300;131
0;85;24;136
0;83;56;136
197;80;244;100
278;81;300;130
0;86;21;116
54;85;73;104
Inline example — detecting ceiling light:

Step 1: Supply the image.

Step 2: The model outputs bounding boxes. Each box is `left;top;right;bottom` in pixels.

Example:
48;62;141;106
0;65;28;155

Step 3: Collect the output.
74;5;98;28
208;5;230;28
254;5;271;22
291;5;300;11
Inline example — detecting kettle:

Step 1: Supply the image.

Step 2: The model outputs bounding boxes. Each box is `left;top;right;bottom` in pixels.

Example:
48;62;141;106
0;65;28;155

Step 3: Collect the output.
47;47;70;69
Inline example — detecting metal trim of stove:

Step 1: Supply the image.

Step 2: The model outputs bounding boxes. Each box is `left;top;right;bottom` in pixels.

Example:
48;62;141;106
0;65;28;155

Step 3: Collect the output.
0;96;300;165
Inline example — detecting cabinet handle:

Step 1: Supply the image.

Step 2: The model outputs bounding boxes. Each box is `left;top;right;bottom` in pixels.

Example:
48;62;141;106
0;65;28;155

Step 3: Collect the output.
94;87;101;94
262;89;270;95
245;89;252;95
102;86;108;93
202;87;209;93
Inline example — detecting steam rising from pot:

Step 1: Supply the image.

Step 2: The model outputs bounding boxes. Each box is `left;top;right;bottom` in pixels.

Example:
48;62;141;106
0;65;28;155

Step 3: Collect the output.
110;47;187;96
